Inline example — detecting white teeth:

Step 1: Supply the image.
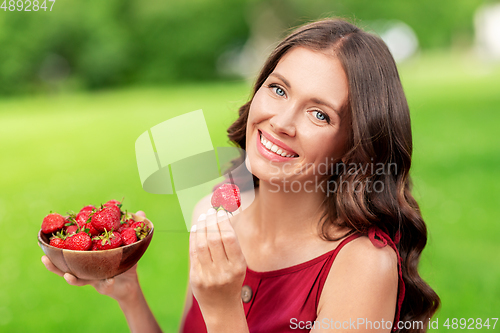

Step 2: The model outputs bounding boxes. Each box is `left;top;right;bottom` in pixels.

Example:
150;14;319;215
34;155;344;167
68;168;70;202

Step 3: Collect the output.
260;133;298;158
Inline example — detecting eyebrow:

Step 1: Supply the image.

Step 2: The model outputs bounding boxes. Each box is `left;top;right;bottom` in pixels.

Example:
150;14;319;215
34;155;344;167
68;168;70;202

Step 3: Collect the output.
269;73;291;89
269;72;341;115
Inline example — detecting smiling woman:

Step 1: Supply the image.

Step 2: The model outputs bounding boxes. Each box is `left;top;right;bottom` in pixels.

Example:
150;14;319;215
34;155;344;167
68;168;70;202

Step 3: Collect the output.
41;17;440;333
246;47;349;186
181;18;440;333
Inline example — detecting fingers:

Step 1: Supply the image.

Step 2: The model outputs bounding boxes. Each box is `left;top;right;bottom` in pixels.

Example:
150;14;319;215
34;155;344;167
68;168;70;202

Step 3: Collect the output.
63;273;92;287
217;215;244;263
135;211;146;218
42;255;102;288
41;255;64;277
195;210;211;263
189;217;200;267
206;210;228;262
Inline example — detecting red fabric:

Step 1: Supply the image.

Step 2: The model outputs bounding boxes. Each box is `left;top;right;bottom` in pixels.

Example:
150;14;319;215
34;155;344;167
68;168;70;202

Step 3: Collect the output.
368;227;405;331
183;229;404;332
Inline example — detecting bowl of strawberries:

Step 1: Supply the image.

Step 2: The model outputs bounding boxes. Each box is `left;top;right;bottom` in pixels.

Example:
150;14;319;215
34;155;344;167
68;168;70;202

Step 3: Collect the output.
38;199;154;280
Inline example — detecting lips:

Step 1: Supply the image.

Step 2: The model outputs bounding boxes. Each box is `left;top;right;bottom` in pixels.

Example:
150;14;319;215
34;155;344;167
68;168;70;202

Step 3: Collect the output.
259;130;298;156
256;130;299;162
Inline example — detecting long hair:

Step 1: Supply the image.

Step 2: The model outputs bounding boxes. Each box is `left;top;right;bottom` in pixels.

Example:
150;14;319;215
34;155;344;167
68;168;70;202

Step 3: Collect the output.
226;18;440;332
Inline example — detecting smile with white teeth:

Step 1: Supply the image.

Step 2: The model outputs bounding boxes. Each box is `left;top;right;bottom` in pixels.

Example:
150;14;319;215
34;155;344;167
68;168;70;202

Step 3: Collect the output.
260;134;298;158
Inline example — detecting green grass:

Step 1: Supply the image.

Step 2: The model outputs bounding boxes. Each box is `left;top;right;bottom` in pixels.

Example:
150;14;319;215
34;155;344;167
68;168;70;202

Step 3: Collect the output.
0;52;499;332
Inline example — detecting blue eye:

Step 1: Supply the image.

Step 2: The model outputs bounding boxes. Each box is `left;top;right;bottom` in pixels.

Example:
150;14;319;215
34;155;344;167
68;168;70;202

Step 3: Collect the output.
275;87;285;96
313;111;326;121
269;84;286;97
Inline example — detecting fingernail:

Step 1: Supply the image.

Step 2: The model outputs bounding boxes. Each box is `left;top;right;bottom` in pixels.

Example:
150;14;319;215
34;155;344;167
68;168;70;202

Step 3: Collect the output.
217;210;227;218
190;225;197;233
207;208;217;215
64;274;70;283
198;213;206;221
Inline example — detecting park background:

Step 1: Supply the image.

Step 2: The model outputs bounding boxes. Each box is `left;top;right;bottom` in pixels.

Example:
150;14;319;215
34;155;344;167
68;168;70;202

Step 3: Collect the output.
0;0;499;332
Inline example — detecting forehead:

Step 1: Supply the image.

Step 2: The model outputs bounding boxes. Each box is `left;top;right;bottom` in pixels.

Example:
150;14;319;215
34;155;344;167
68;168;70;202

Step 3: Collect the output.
270;47;349;111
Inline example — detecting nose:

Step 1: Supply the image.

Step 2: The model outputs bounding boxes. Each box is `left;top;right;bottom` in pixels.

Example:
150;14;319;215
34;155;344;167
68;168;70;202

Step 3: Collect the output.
269;106;297;137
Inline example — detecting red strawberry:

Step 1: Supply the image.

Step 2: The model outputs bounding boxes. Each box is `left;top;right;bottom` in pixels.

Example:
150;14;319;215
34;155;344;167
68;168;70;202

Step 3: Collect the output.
82;221;99;237
104;199;122;208
91;206;121;233
65;224;78;235
41;213;66;234
64;232;92;251
76;205;96;226
109;203;122;216
49;238;65;249
118;219;133;233
49;230;67;249
211;184;241;213
91;239;100;251
121;228;137;245
130;221;145;229
118;212;134;232
92;230;123;250
130;221;150;240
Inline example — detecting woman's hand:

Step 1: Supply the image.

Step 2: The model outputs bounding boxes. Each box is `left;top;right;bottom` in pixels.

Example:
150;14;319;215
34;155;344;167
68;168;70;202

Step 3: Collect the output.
41;256;140;303
189;208;248;327
40;211;147;304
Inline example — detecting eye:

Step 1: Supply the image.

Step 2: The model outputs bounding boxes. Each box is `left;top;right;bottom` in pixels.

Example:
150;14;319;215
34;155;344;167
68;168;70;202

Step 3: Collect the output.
311;110;330;123
269;84;286;97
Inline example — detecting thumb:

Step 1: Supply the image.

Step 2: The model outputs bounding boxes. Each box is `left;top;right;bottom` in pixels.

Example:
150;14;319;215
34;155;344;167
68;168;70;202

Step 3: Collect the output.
135;211;146;218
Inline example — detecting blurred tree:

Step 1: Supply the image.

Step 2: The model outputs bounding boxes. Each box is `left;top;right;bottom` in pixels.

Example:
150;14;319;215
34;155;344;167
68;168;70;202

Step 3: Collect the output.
0;0;488;95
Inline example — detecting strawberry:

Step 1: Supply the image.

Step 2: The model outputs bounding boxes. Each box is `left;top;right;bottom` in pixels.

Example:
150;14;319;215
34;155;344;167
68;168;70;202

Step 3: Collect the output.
211;184;241;213
90;239;101;251
76;205;96;226
64;232;92;251
92;230;123;250
118;219;132;233
49;238;65;249
49;230;67;249
108;203;123;217
82;221;99;237
91;205;121;233
118;212;134;232
41;213;66;234
104;199;122;208
65;224;78;235
121;228;137;245
130;221;150;240
130;221;145;229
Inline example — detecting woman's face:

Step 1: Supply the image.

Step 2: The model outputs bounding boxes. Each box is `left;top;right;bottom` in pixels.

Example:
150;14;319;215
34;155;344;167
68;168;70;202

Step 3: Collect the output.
245;46;349;188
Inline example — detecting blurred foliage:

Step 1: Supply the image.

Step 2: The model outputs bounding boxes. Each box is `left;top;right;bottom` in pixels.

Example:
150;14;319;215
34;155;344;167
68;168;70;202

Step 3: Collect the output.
0;0;250;94
0;0;490;95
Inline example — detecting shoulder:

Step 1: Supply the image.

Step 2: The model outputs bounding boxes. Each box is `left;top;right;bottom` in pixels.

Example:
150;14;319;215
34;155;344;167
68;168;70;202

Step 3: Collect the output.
317;235;399;322
334;235;398;277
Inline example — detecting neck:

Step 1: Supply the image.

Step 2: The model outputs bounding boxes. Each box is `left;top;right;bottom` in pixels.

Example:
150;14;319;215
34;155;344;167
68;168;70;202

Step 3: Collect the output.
247;180;328;244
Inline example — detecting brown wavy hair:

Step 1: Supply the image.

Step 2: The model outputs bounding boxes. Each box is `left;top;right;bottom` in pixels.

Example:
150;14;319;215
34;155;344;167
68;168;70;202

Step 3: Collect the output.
226;18;440;332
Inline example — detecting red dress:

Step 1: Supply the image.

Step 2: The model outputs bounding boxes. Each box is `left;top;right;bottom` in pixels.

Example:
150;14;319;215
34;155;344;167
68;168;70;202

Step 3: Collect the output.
182;228;404;332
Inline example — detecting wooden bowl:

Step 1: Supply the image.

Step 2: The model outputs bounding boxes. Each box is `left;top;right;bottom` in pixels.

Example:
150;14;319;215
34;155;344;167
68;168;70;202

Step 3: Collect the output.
38;214;154;280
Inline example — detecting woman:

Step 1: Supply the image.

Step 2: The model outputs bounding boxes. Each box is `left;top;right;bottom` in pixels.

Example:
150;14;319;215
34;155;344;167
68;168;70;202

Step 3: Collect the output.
42;18;440;332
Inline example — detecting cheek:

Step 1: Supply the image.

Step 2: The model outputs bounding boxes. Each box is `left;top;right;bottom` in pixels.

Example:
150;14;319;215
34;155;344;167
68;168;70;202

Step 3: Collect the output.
248;89;276;122
311;131;347;162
